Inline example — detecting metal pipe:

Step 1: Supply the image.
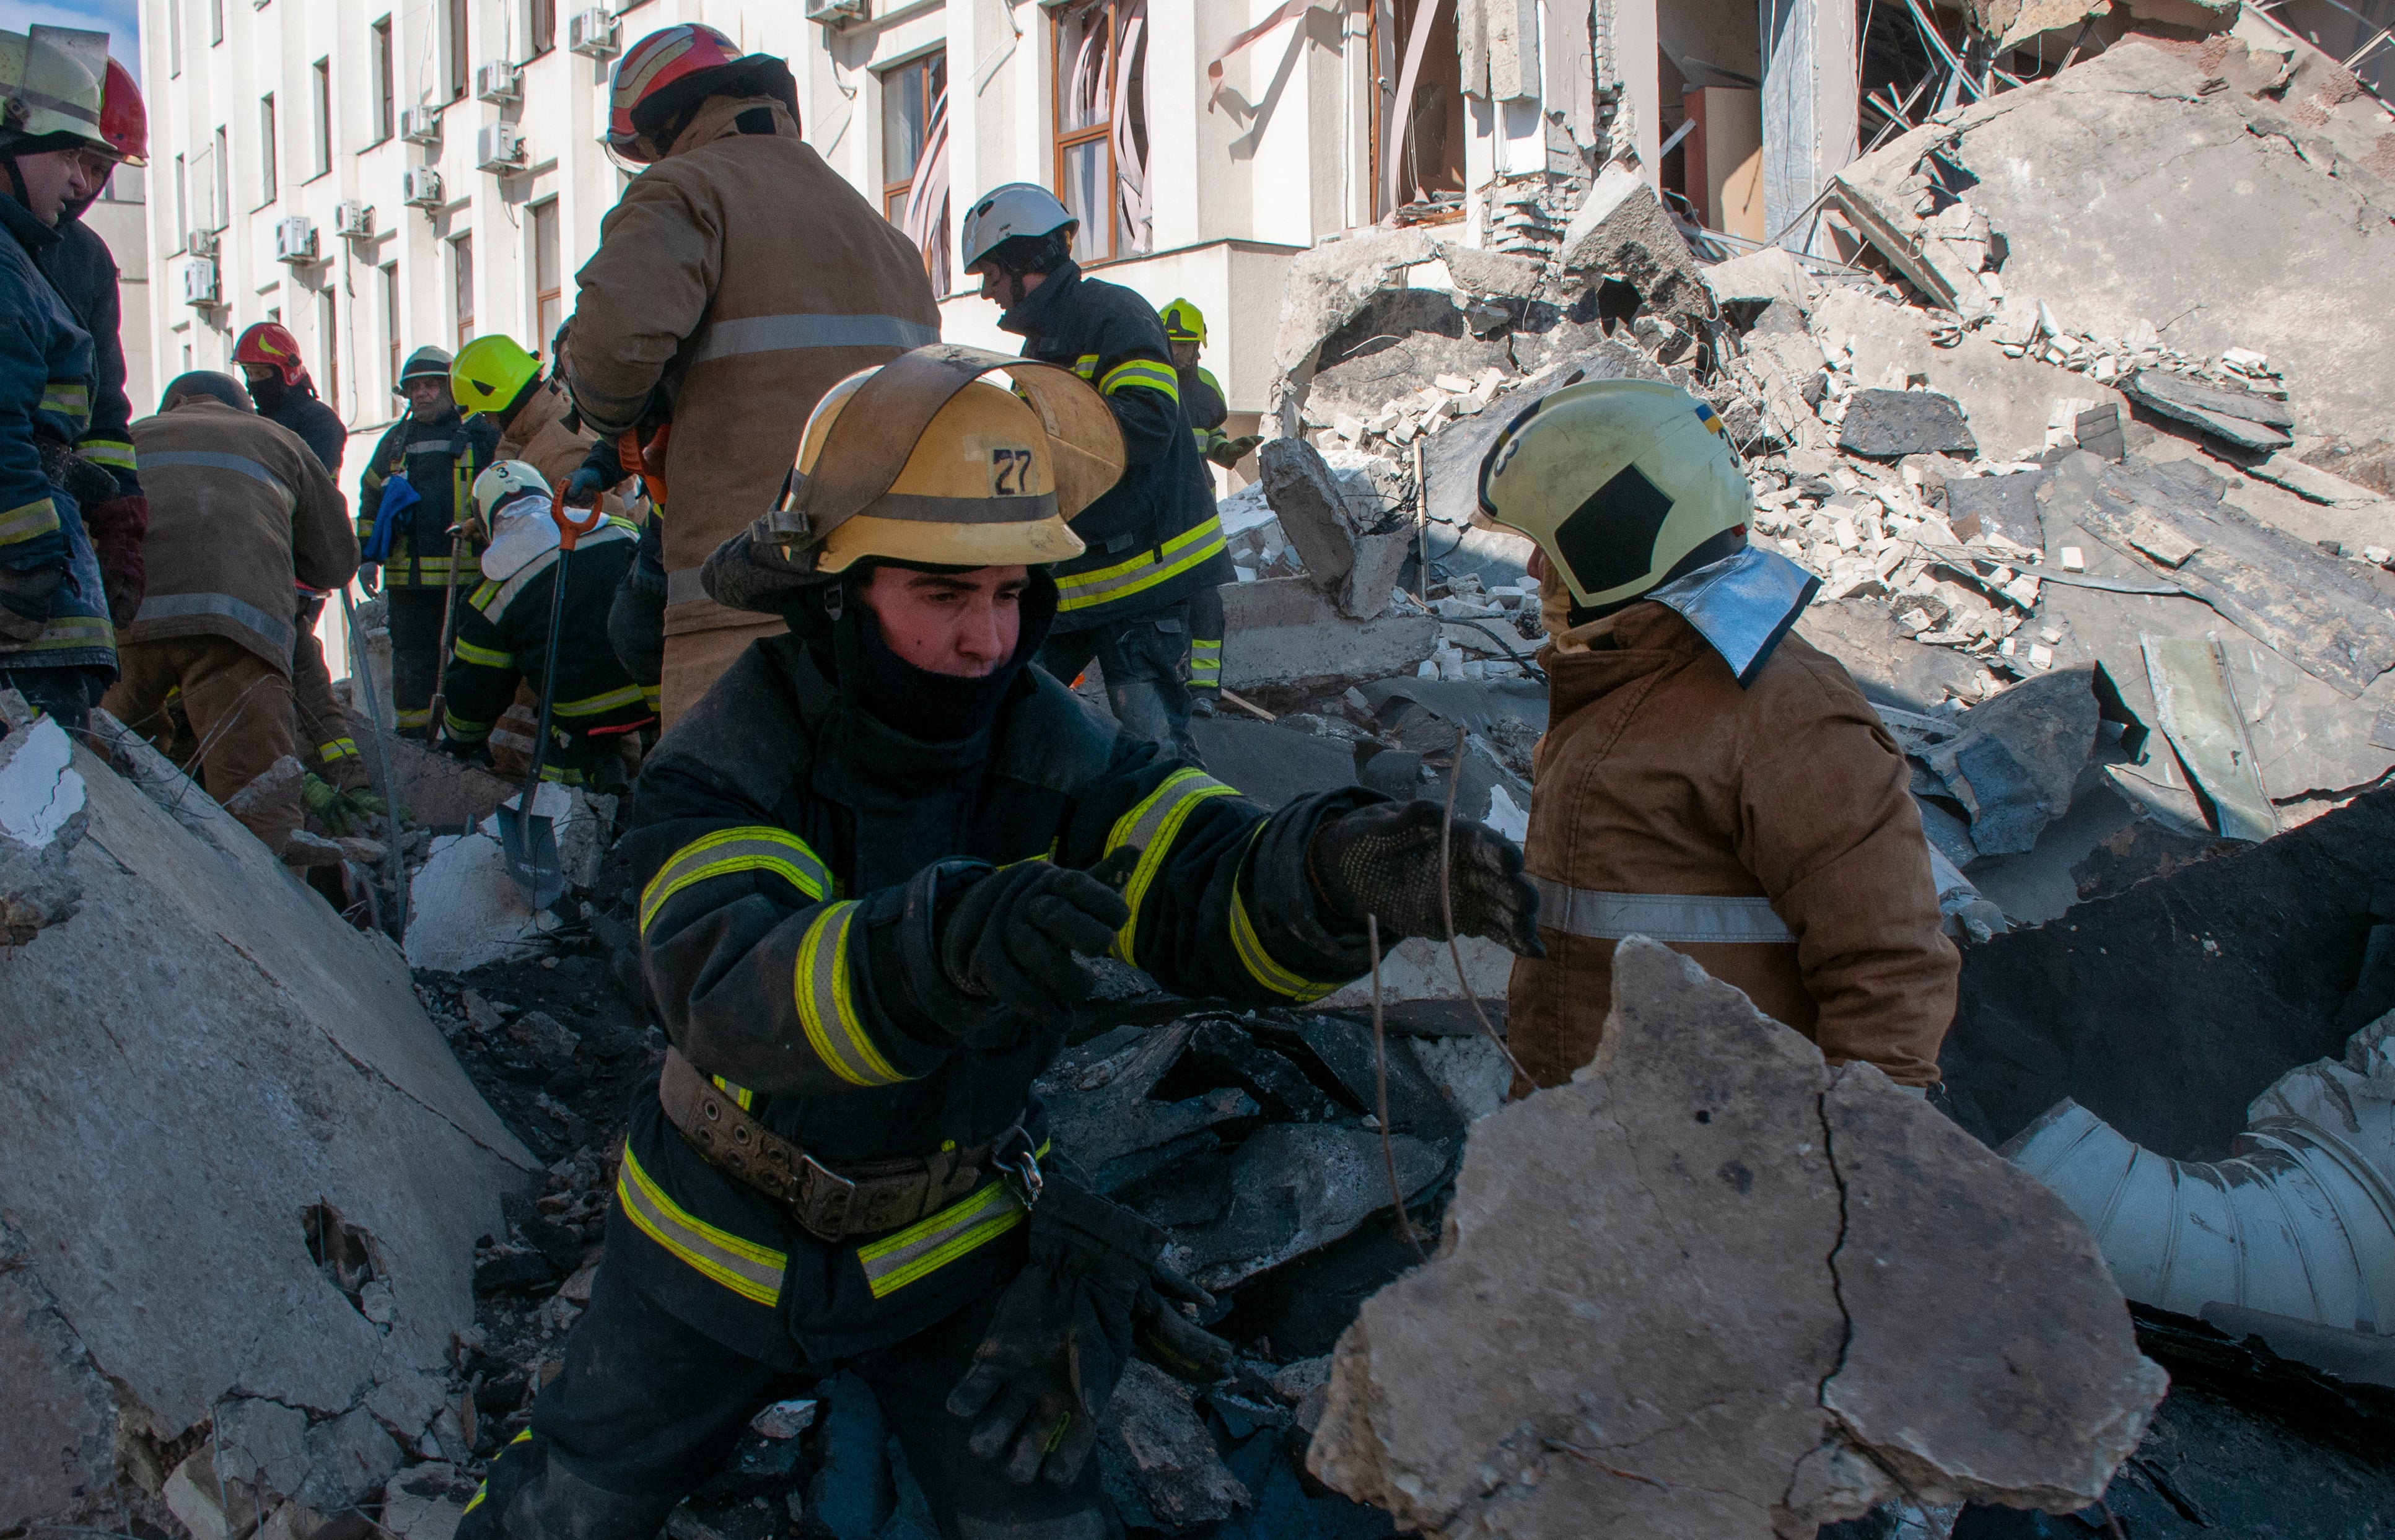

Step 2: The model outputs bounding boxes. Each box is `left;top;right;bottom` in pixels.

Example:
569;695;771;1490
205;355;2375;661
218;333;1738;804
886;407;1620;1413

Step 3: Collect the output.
2002;1017;2395;1334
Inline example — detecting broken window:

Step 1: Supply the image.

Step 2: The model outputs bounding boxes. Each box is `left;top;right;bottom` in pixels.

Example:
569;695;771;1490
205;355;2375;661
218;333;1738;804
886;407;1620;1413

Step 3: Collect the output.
882;50;952;294
1374;0;1468;222
1051;0;1151;264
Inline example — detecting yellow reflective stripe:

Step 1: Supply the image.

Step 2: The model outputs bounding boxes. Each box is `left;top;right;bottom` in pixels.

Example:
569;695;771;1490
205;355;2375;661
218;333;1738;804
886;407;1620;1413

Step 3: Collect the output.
856;1180;1028;1300
1103;767;1238;965
1189;638;1222;684
0;497;59;544
1228;833;1337;1001
793;901;909;1087
1100;359;1180;403
554;683;648;717
639;825;833;934
641;684;663;712
470;579;501;607
1072;354;1100;379
2;614;113;650
445;714;493;740
82;438;136;471
318;737;361;761
453;638;513;668
711;1075;755;1111
1054;516;1228;613
40;383;89;421
615;1142;786;1306
395;708;431;728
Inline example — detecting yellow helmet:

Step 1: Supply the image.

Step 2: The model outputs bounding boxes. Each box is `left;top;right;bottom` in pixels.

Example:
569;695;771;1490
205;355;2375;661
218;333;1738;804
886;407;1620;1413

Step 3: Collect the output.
0;27;112;155
1160;298;1206;346
452;335;541;415
763;344;1124;575
1477;377;1749;613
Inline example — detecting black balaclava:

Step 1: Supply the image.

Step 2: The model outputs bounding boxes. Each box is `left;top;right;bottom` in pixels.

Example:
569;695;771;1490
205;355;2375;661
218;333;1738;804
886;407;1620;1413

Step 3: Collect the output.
247;370;287;413
785;559;1058;745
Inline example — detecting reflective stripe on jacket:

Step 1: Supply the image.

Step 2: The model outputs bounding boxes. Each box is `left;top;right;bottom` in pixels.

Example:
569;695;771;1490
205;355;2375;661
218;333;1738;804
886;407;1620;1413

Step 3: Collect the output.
357;411;496;587
440;523;646;748
38;217;140;500
0;191;95;583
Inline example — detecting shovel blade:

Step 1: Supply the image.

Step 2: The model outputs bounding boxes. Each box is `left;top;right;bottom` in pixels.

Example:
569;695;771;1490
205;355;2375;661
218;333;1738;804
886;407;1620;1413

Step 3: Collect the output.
496;802;568;912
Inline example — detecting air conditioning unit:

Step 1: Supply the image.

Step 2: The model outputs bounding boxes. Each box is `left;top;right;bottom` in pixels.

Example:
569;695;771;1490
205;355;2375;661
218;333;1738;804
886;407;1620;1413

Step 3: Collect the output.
182;258;219;307
566;10;618;58
805;0;869;22
333;199;372;237
400;105;442;145
273;215;318;264
401;167;444;208
185;225;219;256
475;59;520;103
476;123;526;173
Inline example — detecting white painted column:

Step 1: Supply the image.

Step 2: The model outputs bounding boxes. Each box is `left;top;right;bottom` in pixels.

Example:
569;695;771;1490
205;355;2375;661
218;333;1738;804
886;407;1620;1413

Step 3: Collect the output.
1759;0;1857;254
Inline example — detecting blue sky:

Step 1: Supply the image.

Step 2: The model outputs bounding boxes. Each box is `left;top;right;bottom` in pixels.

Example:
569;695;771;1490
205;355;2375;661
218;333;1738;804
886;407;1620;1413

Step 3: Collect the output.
0;0;141;82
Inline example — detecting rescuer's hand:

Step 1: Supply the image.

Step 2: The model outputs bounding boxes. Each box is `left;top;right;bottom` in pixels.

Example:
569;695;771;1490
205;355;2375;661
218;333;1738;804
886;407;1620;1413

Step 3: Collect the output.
1135;1258;1233;1385
1308;798;1544;956
938;859;1131;1028
563;466;605;508
356;562;380;595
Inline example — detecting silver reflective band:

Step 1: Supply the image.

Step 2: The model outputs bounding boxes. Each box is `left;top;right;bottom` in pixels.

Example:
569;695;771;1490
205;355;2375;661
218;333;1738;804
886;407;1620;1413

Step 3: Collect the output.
1532;877;1795;945
690;313;942;366
133;590;296;652
139;450;291;501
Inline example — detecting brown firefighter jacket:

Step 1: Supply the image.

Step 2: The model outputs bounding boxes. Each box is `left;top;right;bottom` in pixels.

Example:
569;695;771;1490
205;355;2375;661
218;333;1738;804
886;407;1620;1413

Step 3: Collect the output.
127;399;356;674
565;95;941;725
1507;601;1959;1088
493;376;595;491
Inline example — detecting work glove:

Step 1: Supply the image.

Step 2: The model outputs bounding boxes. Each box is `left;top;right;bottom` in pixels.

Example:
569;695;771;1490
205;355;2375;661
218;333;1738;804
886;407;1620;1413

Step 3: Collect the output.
563;466;605;508
937;855;1132;1031
1136;1256;1234;1385
1207;433;1263;469
1308;799;1544;957
0;564;65;642
356;561;380;595
82;494;147;629
947;1179;1163;1485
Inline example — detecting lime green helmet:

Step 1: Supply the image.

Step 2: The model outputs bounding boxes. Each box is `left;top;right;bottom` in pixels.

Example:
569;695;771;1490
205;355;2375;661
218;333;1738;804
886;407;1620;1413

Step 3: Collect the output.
1160;297;1206;346
1477;377;1749;615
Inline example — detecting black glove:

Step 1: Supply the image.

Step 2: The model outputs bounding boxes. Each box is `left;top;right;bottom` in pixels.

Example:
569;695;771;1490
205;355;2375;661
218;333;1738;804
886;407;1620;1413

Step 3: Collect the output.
937;857;1131;1030
947;1179;1161;1485
0;564;64;642
1136;1257;1233;1385
563;466;605;507
1309;798;1544;956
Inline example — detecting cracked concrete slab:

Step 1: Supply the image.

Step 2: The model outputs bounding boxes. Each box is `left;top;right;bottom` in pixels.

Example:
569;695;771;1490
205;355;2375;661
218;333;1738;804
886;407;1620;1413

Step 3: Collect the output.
1306;937;2164;1539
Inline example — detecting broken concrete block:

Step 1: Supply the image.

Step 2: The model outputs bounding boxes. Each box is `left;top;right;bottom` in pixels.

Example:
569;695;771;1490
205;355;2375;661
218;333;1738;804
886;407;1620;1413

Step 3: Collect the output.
0;713;85;943
2126;513;2201;568
1218;578;1437;692
405;828;565;971
2122;369;2296;451
219;753;307;847
1259;436;1360;588
377;1488;465;1540
1703;246;1815;315
1557;163;1717;336
163;1442;266;1540
1100;1360;1251;1530
215;1396;312;1503
2249;452;2384;507
1431;239;1546;305
1315;935;1514;1010
1342;528;1414;621
1837;387;1977;458
1307;938;2165;1538
293;1404;403;1513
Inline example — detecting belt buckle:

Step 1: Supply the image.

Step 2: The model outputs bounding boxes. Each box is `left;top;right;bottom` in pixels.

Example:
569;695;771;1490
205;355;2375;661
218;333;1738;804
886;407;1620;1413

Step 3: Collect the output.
797;1153;858;1238
993;1128;1043;1209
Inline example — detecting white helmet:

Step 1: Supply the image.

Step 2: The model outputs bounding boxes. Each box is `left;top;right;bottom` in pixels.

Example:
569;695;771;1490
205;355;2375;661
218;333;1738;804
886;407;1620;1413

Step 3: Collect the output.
960;183;1076;271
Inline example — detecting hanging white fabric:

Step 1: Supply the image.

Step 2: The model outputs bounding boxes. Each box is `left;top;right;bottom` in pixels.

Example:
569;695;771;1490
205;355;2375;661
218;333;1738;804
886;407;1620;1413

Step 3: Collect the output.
1111;0;1152;255
902;93;952;293
1385;0;1450;216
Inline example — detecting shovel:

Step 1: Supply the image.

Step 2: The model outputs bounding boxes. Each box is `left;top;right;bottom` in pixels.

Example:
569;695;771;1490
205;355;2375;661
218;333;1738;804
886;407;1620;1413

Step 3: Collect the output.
497;497;606;911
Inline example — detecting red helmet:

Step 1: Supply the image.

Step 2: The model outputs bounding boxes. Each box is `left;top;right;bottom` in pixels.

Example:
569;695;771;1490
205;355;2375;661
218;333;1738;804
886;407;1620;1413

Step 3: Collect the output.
234;322;309;388
605;24;795;163
100;58;146;167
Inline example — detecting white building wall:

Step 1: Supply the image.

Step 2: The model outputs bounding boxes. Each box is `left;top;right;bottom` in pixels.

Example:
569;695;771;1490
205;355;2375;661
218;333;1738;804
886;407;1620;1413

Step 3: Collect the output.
84;168;154;416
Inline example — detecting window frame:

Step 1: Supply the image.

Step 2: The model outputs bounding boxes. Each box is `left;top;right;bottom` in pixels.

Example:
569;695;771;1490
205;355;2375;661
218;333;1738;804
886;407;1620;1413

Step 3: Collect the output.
310;59;333;180
382;264;402;397
880;50;951;290
210;0;225;46
529;0;557;58
1049;0;1149;267
452;234;475;353
258;93;278;208
172;152;189;251
319;288;341;418
530;199;563;352
372;18;396;146
448;0;471;103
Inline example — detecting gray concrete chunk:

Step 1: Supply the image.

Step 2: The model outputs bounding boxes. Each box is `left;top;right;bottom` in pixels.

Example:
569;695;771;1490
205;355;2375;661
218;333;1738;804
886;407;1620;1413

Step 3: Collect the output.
1838;387;1979;458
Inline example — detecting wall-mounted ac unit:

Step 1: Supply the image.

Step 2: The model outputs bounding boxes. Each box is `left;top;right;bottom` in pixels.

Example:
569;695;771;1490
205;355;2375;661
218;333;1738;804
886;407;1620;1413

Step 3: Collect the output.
274;216;318;264
566;10;618;58
475;60;520;103
401;167;444;208
185;226;219;256
805;0;869;22
400;105;442;145
333;199;373;237
476;123;526;173
182;258;219;307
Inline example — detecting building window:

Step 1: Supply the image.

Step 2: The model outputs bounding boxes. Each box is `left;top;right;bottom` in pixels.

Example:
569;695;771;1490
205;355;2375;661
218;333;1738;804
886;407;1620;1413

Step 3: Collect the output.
530;200;563;349
170;0;183;76
312;59;333;178
173;152;188;249
317;289;340;416
882;52;951;294
381;263;401;395
210;0;224;46
259;94;278;206
1372;0;1467;221
372;19;395;144
212;126;230;230
530;0;556;58
452;235;475;351
449;0;470;102
1051;0;1150;265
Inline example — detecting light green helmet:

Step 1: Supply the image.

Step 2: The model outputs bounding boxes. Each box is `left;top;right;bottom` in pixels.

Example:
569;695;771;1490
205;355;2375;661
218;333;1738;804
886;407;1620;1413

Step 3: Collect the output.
1476;377;1749;614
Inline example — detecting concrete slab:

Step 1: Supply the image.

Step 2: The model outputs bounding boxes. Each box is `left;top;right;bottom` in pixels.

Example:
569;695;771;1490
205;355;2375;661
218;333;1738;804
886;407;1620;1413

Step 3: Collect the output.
1219;578;1437;691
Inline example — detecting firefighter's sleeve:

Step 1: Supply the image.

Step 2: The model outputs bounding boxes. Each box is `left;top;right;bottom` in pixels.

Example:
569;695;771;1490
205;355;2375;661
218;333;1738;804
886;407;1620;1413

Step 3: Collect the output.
356;425;404;544
1183;366;1228;433
289;439;359;593
1739;668;1961;1087
1053;742;1384;1006
0;302;66;574
75;260;140;499
566;175;723;437
1090;307;1182;470
438;600;517;746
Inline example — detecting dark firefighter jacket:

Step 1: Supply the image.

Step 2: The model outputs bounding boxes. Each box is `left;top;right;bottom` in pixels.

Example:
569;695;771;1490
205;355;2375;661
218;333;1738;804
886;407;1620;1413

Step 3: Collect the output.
1179;361;1232;458
1000;263;1224;628
38;214;139;501
256;383;348;476
357;409;498;588
442;521;649;766
0;190;110;673
617;636;1380;1365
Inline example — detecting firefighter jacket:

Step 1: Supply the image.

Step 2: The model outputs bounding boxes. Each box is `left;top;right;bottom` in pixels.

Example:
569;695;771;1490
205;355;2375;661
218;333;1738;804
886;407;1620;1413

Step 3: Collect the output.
1001;263;1225;628
1179;362;1232;459
126;400;356;673
566;95;940;714
442;521;648;763
491;377;599;494
38;213;139;501
1507;570;1959;1090
357;408;498;589
616;636;1380;1366
0;189;111;673
255;382;348;476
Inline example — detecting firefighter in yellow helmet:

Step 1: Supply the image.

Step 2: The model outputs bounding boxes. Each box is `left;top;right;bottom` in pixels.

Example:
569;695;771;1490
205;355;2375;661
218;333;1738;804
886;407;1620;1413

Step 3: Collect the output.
457;346;1542;1540
1156;297;1253;714
1479;377;1957;1096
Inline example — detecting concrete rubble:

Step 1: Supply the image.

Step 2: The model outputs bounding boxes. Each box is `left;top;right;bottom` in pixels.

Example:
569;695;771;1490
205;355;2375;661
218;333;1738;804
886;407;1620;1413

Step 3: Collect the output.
1305;939;2168;1538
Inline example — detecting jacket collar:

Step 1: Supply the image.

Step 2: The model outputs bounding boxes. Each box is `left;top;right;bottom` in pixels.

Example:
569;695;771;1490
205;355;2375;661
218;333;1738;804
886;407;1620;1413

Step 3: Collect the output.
999;260;1084;341
665;95;800;160
0;191;59;254
1639;545;1818;688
